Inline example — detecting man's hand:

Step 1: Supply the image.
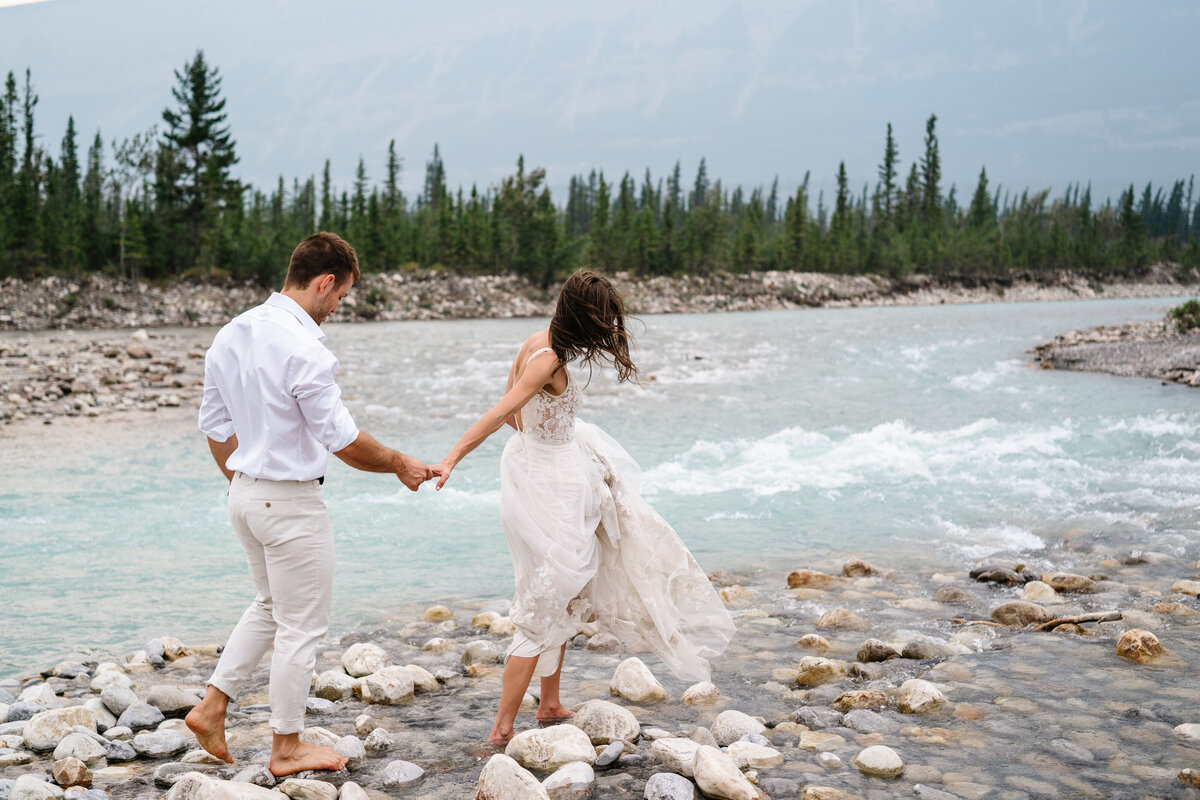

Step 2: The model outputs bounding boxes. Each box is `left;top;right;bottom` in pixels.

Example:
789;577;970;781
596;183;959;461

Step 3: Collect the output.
397;455;435;491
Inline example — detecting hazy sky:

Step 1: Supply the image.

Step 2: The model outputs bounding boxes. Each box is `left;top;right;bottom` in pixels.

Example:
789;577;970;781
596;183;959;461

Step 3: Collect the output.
2;0;1197;207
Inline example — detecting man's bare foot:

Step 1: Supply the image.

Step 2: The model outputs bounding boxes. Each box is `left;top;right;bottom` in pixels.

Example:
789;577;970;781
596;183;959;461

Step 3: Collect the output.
535;703;574;724
269;741;347;777
185;703;233;764
487;727;514;747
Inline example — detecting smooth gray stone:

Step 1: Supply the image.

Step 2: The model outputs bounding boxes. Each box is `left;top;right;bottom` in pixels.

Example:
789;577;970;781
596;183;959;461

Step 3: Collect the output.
72;725;109;746
154;762;214;787
914;785;961;800
0;691;14;704
689;727;718;748
131;730;188;758
103;726;133;741
0;722;26;735
364;728;393;755
643;771;695;800
759;778;800;797
794;707;842;730
145;686;198;717
53;663;90;680
144;640;166;661
842;709;899;734
595;740;624;767
232;764;276;787
100;684;138;717
738;733;771;747
616;754;646;768
381;760;424;788
77;792;111;800
105;739;137;762
335;735;366;770
0;779;13;800
117;702;164;730
306;698;335;713
5;704;36;722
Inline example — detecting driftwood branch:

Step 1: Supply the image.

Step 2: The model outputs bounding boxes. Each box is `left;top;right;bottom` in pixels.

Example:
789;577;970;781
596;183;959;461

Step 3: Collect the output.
1035;611;1123;632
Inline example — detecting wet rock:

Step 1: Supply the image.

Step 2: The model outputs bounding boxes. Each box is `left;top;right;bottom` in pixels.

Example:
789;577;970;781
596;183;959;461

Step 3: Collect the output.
572;699;639;744
842;559;891;578
725;740;783;769
814;608;870;632
313;671;354;702
1180;769;1200;788
131;731;188;758
98;684;137;718
1042;572;1097;593
231;764;276;787
900;640;940;660
795;634;832;652
643;771;695;800
691;745;756;800
832;690;888;712
795;707;842;730
145;686;199;717
53;733;106;766
856;639;900;662
584;633;622;653
334;735;365;770
796;656;847;686
340;643;389;677
711;710;766;747
278;778;338;800
851;745;904;778
24;707;98;752
542;761;594;798
298;727;341;749
680;681;720;704
1116;629;1164;663
462;640;505;667
475;753;549;800
363;728;393;755
506;725;596;771
1175;723;1200;741
336;782;368;800
166;773;279;799
471;611;501;629
358;666;414;704
787;569;844;589
970;565;1026;586
990;601;1055;627
933;587;974;604
10;775;61;800
895;679;946;714
610;658;668;703
420;604;453;622
51;757;92;788
595;740;624;767
650;738;702;777
380;759;424;789
842;709;899;734
1171;579;1200;596
1019;581;1066;604
718;585;753;606
817;752;843;770
103;739;136;762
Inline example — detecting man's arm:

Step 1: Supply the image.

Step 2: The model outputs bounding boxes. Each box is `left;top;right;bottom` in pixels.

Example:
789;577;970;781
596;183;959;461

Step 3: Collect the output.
208;435;238;482
334;432;432;491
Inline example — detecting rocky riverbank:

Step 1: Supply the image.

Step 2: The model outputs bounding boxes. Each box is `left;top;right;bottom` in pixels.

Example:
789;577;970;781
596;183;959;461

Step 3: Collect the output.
2;536;1199;800
2;267;1197;333
1033;315;1200;388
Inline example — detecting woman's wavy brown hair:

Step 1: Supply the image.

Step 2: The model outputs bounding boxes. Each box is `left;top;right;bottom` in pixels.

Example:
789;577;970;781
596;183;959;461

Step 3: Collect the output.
548;269;639;384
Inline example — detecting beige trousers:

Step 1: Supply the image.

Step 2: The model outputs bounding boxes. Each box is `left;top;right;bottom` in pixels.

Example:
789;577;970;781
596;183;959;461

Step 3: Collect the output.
207;472;333;735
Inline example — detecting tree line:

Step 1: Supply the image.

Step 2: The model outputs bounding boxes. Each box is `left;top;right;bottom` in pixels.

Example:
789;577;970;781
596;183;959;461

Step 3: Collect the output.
2;51;1198;288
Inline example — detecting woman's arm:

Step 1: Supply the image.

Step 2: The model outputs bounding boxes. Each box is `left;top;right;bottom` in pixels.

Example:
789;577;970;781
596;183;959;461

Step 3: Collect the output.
432;352;560;490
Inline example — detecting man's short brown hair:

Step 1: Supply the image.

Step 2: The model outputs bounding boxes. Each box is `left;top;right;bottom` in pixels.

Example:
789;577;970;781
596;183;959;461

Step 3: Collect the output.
284;232;360;289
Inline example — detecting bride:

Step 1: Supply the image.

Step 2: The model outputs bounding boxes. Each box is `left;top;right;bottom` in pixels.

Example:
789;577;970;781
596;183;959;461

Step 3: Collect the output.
431;269;734;746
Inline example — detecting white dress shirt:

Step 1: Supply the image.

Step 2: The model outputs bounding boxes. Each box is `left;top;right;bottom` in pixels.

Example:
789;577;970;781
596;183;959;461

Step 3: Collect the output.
199;292;360;481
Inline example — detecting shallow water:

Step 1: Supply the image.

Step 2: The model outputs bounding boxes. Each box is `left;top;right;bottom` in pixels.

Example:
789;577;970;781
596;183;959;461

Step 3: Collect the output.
2;296;1199;677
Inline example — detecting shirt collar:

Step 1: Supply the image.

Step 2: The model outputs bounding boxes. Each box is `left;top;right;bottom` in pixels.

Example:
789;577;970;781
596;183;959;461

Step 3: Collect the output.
265;292;327;343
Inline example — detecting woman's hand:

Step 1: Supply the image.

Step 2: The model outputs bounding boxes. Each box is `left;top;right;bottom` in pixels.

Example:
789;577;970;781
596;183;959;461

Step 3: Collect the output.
431;462;453;491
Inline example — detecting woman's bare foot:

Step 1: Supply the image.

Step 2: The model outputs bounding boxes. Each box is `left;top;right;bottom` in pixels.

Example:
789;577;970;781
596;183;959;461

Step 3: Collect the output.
269;740;347;777
185;694;233;764
487;726;514;747
535;702;574;724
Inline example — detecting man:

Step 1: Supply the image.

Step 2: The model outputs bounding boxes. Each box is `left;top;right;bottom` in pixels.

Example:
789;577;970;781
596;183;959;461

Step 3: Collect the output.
186;232;432;776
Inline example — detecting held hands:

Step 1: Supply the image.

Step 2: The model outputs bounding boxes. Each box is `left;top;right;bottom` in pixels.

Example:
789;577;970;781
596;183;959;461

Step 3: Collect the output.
396;454;436;492
430;462;453;491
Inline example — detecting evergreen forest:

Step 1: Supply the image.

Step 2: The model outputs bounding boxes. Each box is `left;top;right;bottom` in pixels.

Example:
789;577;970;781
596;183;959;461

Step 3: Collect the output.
1;52;1198;288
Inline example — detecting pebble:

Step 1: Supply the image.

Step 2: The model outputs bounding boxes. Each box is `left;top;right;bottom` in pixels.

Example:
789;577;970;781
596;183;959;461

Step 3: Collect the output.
842;558;891;577
832;690;888;712
895;679;947;714
363;727;393;755
787;569;843;589
232;764;276;787
842;709;899;734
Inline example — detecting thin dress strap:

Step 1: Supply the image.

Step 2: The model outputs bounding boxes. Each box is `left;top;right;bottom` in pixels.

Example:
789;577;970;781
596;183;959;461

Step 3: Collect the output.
524;346;555;368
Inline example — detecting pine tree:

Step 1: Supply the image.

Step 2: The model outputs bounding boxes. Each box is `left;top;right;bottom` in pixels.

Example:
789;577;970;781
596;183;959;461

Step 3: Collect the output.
875;122;899;224
0;72;16;268
920;114;941;225
319;160;333;231
967;167;995;230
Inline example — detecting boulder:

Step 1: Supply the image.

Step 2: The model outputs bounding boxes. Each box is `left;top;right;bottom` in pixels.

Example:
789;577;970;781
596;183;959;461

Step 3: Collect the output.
650;737;702;777
1116;629;1164;663
505;725;596;771
24;707;98;752
814;608;870;631
541;761;594;799
81;700;116;732
691;745;756;800
358;667;414;704
340;643;389;677
851;745;904;778
710;710;765;747
895;679;946;714
99;684;138;717
475;753;549;800
989;601;1055;627
609;658;667;703
571;700;639;744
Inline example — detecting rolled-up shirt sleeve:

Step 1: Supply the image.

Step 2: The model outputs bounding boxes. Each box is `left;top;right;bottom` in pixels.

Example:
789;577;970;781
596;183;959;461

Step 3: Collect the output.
198;353;236;442
291;349;360;453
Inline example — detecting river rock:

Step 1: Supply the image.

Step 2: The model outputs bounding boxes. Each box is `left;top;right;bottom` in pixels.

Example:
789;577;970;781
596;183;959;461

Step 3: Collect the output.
278;778;337;800
475;753;549;800
795;707;842;730
680;681;720;704
117;702;164;730
313;671;355;701
1171;579;1200;596
691;745;756;800
81;701;115;733
363;728;393;755
796;656;847;686
1043;571;1097;593
381;760;424;788
650;738;702;777
689;727;718;748
340;644;389;677
471;611;501;629
572;700;639;744
842;558;891;577
146;686;199;717
643;772;695;800
506;725;596;770
358;666;414;704
132;731;188;758
725;740;783;769
842;709;898;734
856;639;900;662
404;664;439;694
489;617;517;636
896;679;946;713
1116;629;1164;663
933;587;974;604
542;761;594;799
710;710;765;747
337;782;368;800
231;764;276;787
969;563;1028;585
595;740;624;767
89;672;131;694
166;773;280;799
420;604;453;622
851;745;904;778
832;690;889;712
1175;723;1200;741
990;601;1055;627
462;640;505;667
10;775;61;800
583;632;621;653
610;658;667;703
53;733;107;766
1019;580;1065;604
334;736;366;770
24;707;98;752
795;634;832;651
718;585;753;606
814;608;870;631
99;684;138;718
20;683;59;707
1181;769;1200;788
787;569;843;589
297;727;340;749
52;757;92;788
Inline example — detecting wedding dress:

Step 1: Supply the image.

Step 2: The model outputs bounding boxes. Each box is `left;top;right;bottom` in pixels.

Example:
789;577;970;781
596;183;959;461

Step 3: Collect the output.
499;348;735;680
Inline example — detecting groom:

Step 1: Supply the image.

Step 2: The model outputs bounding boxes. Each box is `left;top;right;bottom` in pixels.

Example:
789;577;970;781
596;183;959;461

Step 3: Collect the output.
187;232;434;776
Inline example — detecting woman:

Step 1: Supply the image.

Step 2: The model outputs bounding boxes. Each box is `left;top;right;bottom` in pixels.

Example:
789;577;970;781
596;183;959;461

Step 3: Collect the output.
432;270;734;746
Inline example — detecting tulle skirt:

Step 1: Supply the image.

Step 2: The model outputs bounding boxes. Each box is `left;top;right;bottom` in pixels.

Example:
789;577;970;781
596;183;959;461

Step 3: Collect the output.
499;420;735;681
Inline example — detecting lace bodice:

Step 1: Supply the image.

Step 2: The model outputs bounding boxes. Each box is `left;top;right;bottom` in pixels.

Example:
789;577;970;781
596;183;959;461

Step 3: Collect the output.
519;351;581;445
